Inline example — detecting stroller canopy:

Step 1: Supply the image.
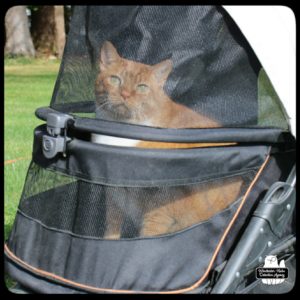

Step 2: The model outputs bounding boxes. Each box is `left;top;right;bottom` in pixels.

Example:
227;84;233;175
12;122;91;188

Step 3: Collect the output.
50;5;290;131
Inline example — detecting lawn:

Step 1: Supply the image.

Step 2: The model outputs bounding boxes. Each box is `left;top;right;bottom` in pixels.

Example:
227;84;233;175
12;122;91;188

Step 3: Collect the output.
4;57;61;290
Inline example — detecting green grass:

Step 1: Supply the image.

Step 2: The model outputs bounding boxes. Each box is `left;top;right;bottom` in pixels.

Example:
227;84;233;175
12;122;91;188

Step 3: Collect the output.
4;57;60;290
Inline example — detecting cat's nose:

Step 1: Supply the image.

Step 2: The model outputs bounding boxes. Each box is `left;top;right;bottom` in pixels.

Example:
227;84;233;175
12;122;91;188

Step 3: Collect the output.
121;89;131;100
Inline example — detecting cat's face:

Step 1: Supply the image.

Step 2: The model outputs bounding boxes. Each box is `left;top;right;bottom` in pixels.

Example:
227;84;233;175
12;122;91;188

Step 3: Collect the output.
95;41;172;125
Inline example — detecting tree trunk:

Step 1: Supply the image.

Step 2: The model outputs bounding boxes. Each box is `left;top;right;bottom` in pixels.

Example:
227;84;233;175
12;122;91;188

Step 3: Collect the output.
54;6;66;58
31;6;56;56
5;6;35;57
31;5;66;58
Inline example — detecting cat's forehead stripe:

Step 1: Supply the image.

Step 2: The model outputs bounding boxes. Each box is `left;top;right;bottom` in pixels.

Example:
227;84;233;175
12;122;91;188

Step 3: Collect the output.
124;59;151;73
121;69;149;84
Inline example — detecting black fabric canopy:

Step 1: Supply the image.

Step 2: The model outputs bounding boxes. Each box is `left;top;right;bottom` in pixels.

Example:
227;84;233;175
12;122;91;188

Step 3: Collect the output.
50;5;289;130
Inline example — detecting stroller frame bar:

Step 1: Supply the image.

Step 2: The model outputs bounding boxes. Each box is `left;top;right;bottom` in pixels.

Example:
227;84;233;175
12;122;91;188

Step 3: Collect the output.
211;166;296;293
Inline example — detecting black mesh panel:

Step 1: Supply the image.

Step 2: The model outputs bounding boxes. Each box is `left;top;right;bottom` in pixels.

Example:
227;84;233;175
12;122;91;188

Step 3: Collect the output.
49;5;289;130
19;162;256;239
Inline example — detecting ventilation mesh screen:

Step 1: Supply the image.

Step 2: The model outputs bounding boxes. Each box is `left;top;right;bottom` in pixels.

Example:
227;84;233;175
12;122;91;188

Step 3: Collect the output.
50;5;289;130
19;162;255;239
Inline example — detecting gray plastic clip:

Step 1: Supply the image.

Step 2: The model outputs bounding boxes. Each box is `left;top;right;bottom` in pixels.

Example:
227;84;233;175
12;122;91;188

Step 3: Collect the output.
42;113;73;159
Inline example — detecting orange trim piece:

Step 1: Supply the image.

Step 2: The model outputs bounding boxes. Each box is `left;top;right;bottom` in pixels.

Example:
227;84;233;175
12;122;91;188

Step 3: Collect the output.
4;243;136;294
4;154;270;294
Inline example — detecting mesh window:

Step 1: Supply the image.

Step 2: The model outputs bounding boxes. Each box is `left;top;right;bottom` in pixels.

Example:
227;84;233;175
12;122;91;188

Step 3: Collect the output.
50;5;289;130
19;162;255;239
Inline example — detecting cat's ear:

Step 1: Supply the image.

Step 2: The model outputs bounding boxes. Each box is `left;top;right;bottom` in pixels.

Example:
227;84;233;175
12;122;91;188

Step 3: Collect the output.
152;59;172;85
100;41;120;69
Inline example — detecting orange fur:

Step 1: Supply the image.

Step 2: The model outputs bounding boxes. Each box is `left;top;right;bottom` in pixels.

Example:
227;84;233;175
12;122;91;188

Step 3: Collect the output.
137;141;236;149
95;41;219;128
95;41;242;239
142;178;243;236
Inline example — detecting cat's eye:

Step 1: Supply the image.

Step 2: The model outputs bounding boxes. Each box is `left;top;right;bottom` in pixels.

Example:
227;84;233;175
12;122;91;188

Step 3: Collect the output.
109;75;121;86
136;84;150;93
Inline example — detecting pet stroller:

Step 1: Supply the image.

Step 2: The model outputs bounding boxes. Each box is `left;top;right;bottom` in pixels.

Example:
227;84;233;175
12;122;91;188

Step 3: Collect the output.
5;6;296;294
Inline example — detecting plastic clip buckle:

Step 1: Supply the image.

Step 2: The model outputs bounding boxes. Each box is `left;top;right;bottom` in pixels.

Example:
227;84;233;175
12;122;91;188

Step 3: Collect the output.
42;113;74;159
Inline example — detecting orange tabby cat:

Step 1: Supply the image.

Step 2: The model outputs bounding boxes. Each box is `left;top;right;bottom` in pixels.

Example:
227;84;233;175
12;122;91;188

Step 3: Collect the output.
142;178;243;236
94;41;242;238
95;41;220;129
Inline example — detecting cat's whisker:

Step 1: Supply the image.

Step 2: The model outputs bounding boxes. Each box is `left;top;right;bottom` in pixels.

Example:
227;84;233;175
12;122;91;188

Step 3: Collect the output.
109;98;125;105
134;106;148;124
95;99;111;109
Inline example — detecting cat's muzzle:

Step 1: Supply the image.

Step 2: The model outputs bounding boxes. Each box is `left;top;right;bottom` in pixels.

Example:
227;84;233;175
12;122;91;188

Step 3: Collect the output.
95;94;133;121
